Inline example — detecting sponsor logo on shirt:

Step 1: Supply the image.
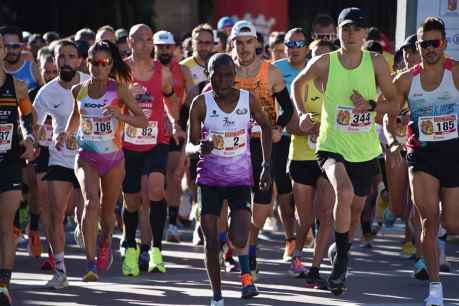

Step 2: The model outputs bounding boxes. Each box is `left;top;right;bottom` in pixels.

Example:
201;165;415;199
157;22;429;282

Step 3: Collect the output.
236;108;248;115
223;117;235;127
210;110;219;118
84;103;105;108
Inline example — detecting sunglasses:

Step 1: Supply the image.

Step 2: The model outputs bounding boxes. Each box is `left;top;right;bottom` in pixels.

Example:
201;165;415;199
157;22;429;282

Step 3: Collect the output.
5;43;22;49
285;40;307;49
418;39;444;49
88;58;112;67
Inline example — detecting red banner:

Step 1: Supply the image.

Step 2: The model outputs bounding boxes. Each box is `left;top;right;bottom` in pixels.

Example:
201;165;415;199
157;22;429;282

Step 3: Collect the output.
214;0;288;35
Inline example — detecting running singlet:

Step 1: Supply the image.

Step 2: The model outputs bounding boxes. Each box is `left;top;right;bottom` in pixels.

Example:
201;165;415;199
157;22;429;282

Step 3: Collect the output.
317;50;381;162
272;58;303;95
180;56;207;88
76;80;124;153
290;80;323;161
7;60;39;91
234;61;275;137
0;74;32;164
196;90;252;187
170;60;186;104
406;58;459;152
123;62;169;152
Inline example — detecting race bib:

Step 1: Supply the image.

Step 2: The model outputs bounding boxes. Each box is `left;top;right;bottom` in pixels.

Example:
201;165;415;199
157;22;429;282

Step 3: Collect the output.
124;121;158;145
38;123;53;146
82;116;114;141
210;129;247;157
308;134;317;150
418;114;458;142
335;106;372;133
0;123;13;152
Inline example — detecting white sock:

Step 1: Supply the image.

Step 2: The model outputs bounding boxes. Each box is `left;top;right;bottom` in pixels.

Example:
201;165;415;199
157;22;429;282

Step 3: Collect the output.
55;252;66;274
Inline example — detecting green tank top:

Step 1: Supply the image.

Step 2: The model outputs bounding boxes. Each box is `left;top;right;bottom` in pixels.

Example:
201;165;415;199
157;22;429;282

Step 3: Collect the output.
289;80;323;161
317;50;381;162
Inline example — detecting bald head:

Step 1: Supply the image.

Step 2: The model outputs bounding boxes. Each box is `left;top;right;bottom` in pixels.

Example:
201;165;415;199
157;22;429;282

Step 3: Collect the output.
128;24;153;59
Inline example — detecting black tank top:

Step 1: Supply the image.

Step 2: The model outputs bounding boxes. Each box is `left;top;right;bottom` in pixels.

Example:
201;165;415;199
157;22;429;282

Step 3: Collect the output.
0;74;21;164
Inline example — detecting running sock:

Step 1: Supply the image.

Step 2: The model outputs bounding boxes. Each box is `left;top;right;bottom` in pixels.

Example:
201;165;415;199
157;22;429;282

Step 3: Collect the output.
30;213;40;231
168;206;178;226
238;255;250;275
150;199;167;250
335;231;349;258
122;209;138;248
213;293;223;302
55;252;66;274
140;243;150;254
0;269;12;288
249;245;257;257
87;260;96;272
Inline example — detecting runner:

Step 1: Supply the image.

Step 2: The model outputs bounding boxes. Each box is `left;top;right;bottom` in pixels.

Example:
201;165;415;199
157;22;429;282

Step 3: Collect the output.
0;26;42;91
189;53;272;306
389;17;459;306
121;25;184;276
230;20;294;278
292;7;400;294
0;33;36;306
33;40;90;288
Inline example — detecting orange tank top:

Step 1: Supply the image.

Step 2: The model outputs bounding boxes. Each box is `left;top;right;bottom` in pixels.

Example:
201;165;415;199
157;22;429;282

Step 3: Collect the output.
234;61;276;125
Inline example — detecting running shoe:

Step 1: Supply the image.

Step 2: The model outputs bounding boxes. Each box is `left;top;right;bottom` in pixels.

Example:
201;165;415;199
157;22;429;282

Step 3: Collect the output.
122;247;140;277
400;241;416;259
148;247;166;273
383;208;396;228
424;283;444;306
0;286;12;306
73;225;85;249
46;270;69;289
240;273;259;299
210;298;224;306
305;268;327;289
327;243;350;296
96;242;113;272
414;258;429;281
27;230;41;258
166;224;180;243
192;223;204;246
83;262;98;282
360;233;375;249
288;256;305;278
224;257;240;273
139;250;150;272
282;238;296;262
41;254;56;271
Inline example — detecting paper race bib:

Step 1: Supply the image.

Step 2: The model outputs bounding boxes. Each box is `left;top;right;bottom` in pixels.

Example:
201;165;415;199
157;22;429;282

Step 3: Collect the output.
418;114;458;142
335;105;372;133
0;123;13;152
210;129;247;157
124;121;158;145
82;116;114;141
38;123;53;146
308;134;317;150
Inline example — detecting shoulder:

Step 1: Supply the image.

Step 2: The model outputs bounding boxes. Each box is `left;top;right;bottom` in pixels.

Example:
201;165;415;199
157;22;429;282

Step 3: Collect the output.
13;78;28;99
268;62;283;79
34;78;57;99
272;58;288;69
71;83;83;99
394;67;415;92
180;56;194;67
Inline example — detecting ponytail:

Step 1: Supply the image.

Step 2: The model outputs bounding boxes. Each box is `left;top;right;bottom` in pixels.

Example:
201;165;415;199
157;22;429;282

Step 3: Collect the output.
88;40;132;83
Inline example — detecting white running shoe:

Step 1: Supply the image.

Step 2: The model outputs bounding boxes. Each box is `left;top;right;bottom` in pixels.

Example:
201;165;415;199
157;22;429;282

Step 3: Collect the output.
46;270;69;289
210;298;224;306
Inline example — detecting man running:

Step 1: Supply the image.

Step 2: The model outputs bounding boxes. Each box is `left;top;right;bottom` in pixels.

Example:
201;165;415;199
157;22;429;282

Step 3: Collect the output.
230;20;294;278
189;53;272;306
292;7;400;294
389;17;459;306
33;40;89;288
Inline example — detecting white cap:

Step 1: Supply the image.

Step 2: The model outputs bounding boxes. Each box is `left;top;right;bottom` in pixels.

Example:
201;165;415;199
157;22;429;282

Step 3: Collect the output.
230;20;257;40
153;30;175;45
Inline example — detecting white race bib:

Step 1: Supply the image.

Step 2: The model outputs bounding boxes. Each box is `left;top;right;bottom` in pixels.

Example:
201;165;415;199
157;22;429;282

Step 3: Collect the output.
418;114;458;142
335;105;372;133
0;123;13;152
124;121;158;145
82;116;114;141
38;123;53;146
210;129;247;157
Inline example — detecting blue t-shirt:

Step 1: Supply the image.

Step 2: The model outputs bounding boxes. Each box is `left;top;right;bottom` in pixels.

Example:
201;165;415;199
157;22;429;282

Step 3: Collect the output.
272;58;303;94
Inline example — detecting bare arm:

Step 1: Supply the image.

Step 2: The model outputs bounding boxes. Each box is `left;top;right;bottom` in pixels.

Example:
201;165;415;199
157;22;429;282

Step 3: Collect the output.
117;83;148;128
250;94;272;163
31;60;44;86
66;85;82;135
188;95;205;145
372;53;401;115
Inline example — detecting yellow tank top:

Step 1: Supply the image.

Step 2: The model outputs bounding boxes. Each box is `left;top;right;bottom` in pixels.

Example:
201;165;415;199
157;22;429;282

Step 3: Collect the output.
289;80;323;161
234;61;276;126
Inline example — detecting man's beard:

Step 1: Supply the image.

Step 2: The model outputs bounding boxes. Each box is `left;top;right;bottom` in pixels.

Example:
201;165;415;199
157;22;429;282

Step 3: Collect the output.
5;53;20;65
59;68;77;82
158;54;173;65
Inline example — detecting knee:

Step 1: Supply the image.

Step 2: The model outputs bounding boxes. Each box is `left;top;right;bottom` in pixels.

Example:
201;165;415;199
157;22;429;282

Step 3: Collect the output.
84;192;100;211
229;233;248;250
149;185;164;200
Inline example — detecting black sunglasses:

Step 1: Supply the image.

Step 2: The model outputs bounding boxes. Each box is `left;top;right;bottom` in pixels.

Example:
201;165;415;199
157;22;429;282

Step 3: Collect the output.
418;39;444;49
285;40;306;49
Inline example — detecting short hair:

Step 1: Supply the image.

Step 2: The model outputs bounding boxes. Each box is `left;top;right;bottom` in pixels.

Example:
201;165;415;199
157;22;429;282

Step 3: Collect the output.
37;47;53;64
268;32;285;48
97;25;115;33
53;39;78;57
364;40;383;54
39;53;55;68
367;27;381;41
0;25;23;41
309;39;338;51
43;31;60;43
216;31;228;48
75;28;95;42
312;14;335;29
27;33;45;45
191;23;213;41
417;17;446;39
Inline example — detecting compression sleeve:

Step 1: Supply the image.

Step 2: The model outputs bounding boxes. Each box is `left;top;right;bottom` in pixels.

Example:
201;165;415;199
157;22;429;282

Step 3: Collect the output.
274;87;294;128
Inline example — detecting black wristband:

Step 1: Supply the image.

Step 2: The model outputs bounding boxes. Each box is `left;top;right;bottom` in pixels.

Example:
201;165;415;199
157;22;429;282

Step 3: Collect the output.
368;99;377;112
163;90;175;97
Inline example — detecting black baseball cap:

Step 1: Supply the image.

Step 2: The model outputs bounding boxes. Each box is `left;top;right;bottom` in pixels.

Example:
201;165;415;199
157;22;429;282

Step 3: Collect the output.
399;34;417;51
338;7;368;28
